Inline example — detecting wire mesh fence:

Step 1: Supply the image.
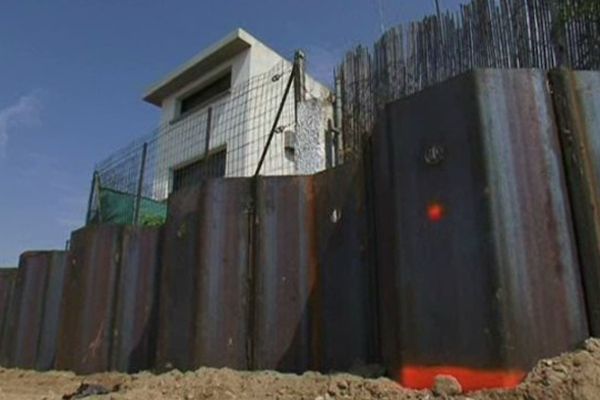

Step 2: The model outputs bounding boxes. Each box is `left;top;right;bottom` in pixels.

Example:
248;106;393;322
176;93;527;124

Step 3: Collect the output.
338;0;600;158
88;58;332;225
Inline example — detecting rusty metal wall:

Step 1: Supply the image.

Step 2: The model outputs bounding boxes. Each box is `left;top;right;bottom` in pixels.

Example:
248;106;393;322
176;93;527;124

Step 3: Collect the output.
373;69;589;390
311;161;377;371
4;69;600;385
157;179;251;372
0;269;16;365
112;226;162;372
253;176;316;372
36;252;68;370
56;226;122;373
56;225;160;374
551;70;600;336
158;165;376;374
252;163;376;372
0;252;67;370
10;253;50;369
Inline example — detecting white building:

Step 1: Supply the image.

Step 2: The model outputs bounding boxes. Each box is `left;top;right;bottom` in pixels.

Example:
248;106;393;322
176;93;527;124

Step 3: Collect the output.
142;28;333;200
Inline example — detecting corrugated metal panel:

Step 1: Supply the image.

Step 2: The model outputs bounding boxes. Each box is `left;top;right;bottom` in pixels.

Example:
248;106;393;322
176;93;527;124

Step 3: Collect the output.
550;70;600;336
111;226;161;372
193;179;250;369
0;252;67;370
0;269;17;365
159;171;375;374
311;161;377;371
56;226;122;374
11;252;52;369
56;225;161;374
253;176;316;372
36;252;68;370
253;164;376;373
374;69;588;390
157;185;202;371
157;179;251;371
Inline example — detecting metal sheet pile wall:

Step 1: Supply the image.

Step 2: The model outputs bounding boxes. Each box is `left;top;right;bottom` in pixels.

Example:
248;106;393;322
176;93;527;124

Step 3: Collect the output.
2;69;600;392
0;252;67;370
372;69;589;391
0;269;16;364
56;225;161;374
157;180;251;372
550;70;600;337
158;163;376;374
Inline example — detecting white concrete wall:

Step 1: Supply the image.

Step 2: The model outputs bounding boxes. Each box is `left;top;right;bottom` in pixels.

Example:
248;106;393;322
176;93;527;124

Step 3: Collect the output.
151;39;333;200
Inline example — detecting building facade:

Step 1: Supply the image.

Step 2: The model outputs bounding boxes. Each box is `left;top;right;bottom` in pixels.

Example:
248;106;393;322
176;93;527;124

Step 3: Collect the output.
142;29;332;200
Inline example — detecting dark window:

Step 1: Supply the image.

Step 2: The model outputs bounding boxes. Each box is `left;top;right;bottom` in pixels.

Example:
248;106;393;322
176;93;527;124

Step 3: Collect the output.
180;72;231;115
172;149;227;192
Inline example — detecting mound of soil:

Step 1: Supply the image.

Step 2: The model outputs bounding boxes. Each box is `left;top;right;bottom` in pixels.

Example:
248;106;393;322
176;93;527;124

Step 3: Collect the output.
1;338;600;400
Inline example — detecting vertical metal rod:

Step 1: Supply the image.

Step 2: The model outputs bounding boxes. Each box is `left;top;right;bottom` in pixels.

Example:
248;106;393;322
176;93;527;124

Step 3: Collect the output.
245;175;258;369
85;171;99;224
293;50;306;126
334;73;344;164
204;107;212;158
133;142;148;225
254;67;296;176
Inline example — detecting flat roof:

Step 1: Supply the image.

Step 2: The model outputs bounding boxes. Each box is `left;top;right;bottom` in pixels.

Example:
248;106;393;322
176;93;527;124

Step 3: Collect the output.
143;28;257;106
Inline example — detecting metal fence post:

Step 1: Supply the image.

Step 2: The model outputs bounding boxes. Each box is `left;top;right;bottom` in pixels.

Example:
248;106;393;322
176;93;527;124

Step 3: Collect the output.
254;66;296;176
85;172;99;224
133;142;148;225
293;50;306;126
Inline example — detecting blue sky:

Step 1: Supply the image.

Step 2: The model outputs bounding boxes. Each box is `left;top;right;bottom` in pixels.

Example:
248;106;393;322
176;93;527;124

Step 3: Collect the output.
0;0;465;266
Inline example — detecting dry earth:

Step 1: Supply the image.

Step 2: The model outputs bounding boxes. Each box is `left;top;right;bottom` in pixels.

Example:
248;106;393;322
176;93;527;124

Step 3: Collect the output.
2;339;600;400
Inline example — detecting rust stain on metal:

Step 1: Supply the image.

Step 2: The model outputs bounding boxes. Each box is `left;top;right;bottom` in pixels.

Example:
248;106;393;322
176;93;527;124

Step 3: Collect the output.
252;176;316;372
550;70;600;335
374;69;588;386
111;226;162;372
0;252;67;370
56;225;161;374
56;226;122;374
312;161;377;372
11;253;51;369
157;185;202;371
193;179;251;369
158;180;251;372
36;252;68;371
0;268;17;365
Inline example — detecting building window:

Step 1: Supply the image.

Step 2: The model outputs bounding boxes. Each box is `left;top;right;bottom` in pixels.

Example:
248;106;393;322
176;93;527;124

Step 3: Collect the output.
172;149;227;192
179;72;232;116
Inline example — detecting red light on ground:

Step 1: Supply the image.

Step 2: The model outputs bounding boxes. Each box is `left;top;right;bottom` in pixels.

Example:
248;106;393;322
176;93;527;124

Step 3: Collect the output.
427;203;445;222
398;366;526;391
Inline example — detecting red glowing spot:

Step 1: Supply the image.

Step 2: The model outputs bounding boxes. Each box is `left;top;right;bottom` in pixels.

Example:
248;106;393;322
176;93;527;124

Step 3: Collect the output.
398;365;526;391
427;203;445;222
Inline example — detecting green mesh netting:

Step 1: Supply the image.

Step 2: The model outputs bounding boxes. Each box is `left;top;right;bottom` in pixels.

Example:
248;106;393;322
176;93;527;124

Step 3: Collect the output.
91;187;167;226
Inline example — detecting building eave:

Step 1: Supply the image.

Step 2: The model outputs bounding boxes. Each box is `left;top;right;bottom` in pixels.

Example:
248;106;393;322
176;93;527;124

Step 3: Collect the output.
143;28;255;107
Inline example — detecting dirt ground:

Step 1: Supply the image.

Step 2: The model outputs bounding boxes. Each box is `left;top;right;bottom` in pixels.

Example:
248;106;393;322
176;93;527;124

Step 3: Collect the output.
2;339;600;400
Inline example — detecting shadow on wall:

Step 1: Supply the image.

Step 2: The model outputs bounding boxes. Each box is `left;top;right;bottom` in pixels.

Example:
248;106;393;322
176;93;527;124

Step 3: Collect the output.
157;162;378;375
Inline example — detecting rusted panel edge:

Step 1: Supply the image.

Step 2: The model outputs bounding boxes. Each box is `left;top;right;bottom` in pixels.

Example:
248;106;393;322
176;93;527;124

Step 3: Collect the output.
549;69;600;335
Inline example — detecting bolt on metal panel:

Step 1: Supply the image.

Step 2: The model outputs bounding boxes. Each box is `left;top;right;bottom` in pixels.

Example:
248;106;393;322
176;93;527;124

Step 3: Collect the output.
374;69;588;390
550;70;600;336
